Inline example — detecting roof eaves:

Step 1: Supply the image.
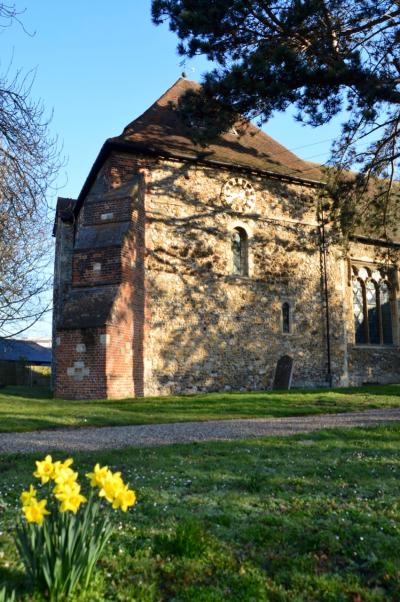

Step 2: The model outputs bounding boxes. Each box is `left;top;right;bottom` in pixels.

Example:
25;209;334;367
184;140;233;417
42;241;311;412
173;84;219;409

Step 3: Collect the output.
72;138;325;222
350;234;400;249
53;197;77;236
70;141;400;249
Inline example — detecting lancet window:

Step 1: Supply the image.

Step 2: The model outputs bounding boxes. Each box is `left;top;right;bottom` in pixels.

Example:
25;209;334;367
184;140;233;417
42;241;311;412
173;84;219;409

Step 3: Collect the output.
231;227;249;276
352;265;394;345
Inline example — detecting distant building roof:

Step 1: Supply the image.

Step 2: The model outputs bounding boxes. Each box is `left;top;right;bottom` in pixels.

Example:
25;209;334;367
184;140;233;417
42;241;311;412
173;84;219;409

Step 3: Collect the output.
0;339;52;364
20;337;52;349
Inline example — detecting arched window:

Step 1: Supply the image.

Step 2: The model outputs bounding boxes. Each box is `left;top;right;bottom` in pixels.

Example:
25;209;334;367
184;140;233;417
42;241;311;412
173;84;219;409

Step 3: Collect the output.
353;279;366;344
366;280;379;344
352;266;394;345
282;302;291;333
231;227;248;276
380;282;393;345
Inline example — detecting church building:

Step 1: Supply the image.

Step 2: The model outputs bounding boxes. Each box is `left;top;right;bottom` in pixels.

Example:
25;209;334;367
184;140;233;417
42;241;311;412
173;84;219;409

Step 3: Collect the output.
52;79;400;399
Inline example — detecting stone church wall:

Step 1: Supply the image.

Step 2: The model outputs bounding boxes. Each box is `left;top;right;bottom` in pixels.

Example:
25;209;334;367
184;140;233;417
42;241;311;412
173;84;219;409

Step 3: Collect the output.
142;157;331;395
53;151;399;399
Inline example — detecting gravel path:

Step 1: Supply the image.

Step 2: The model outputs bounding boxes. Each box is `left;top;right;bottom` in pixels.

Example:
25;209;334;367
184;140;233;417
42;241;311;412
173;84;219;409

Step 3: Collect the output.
1;408;400;455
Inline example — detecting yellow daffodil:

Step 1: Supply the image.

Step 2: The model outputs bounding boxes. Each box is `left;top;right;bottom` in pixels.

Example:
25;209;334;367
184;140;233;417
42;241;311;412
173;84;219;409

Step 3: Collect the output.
24;456;135;527
54;468;78;489
33;455;56;484
98;471;124;504
52;458;74;481
20;484;37;506
111;486;136;512
86;463;110;488
53;480;82;500
22;498;50;526
58;491;87;514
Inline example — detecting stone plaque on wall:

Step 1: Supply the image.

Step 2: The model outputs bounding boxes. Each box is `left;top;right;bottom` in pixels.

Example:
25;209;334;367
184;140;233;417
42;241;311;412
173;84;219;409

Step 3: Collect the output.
273;355;294;390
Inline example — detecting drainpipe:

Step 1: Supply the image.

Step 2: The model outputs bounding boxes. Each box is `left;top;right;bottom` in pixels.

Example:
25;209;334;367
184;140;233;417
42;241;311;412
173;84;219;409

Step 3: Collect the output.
319;203;333;387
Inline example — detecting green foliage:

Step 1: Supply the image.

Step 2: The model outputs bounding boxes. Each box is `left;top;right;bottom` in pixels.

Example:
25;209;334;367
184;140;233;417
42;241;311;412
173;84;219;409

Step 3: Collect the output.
15;496;113;601
152;0;400;239
1;384;400;433
0;587;15;602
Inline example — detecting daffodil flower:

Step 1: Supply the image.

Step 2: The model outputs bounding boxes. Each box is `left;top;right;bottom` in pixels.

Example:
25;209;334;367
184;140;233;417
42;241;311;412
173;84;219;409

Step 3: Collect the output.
86;463;110;488
22;498;50;526
20;484;37;506
33;455;55;484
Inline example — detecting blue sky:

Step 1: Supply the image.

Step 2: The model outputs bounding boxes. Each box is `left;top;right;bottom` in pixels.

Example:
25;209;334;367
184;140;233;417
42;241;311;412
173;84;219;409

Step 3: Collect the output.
5;0;342;338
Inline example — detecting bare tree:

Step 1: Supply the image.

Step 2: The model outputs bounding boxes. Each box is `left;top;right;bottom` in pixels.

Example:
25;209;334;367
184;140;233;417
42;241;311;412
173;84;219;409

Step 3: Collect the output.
0;3;60;337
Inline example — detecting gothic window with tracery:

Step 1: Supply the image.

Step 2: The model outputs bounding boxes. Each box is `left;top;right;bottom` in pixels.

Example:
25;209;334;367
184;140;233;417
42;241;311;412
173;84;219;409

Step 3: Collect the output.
352;265;395;346
380;282;393;345
353;279;366;344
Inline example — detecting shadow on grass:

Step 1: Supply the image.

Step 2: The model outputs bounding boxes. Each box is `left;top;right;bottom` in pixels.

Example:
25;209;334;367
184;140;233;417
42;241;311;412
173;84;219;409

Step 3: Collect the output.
1;386;52;400
3;384;400;403
1;384;400;435
0;565;29;599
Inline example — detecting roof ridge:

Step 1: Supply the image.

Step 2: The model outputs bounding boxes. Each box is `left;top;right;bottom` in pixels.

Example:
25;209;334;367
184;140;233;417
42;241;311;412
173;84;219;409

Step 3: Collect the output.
121;77;199;136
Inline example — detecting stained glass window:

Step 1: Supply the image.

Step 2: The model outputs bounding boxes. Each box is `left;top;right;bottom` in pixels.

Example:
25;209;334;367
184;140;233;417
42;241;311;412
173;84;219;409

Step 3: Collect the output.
380;282;393;345
282;302;290;333
353;279;366;344
231;228;248;276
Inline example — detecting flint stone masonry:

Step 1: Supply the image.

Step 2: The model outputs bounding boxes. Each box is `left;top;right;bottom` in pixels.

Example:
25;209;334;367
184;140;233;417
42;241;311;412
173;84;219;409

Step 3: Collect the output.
52;79;400;399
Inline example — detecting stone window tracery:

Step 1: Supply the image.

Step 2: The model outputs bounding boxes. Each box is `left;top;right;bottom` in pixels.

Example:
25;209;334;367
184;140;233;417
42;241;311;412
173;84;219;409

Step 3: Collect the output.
352;265;394;346
231;227;248;276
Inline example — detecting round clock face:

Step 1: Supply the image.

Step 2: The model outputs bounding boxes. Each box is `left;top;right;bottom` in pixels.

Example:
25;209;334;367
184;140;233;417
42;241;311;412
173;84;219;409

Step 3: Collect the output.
221;177;256;211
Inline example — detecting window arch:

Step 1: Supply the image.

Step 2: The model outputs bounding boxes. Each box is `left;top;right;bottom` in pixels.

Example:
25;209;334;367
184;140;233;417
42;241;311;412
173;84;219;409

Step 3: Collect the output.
380;282;393;345
282;302;291;333
352;266;394;346
353;278;366;344
366;280;379;344
231;227;248;276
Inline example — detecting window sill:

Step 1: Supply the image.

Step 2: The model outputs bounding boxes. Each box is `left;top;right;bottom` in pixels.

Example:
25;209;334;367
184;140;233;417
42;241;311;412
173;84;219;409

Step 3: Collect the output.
226;275;252;282
349;344;398;350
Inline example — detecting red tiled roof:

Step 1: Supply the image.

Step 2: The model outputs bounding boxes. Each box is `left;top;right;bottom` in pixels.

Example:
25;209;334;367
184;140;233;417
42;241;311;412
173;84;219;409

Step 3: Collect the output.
112;78;323;182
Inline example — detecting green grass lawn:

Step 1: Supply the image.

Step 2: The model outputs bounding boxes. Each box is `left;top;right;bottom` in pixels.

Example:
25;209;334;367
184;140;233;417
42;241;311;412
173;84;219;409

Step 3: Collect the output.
0;384;400;433
1;426;400;600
